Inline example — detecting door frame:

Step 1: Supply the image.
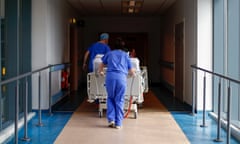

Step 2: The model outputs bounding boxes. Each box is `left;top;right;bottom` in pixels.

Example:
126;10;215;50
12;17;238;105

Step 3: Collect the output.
174;20;185;102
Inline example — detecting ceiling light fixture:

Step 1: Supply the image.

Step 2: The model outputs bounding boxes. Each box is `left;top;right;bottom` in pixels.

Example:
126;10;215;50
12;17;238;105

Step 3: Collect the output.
121;0;144;14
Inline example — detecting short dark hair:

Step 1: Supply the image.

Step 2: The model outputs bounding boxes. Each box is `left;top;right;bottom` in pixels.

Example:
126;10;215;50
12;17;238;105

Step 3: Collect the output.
115;37;128;52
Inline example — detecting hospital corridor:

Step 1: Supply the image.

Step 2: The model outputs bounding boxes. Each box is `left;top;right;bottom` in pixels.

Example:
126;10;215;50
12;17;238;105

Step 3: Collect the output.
0;0;240;144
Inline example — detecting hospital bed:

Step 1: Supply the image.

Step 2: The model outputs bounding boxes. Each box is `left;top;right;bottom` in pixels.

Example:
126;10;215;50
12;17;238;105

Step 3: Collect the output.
87;55;148;119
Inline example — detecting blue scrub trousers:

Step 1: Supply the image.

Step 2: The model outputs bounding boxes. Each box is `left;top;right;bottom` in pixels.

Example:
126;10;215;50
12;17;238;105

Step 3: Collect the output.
105;72;126;127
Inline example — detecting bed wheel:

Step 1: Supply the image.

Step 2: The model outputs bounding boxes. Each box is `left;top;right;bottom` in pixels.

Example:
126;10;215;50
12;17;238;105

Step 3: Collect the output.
134;112;137;119
99;111;103;118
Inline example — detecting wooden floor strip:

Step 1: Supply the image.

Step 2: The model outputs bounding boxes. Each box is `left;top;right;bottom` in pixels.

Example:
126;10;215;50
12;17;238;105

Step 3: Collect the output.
54;91;190;144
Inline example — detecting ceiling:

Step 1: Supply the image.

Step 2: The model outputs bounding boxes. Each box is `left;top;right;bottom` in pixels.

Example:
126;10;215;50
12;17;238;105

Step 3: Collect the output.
67;0;176;17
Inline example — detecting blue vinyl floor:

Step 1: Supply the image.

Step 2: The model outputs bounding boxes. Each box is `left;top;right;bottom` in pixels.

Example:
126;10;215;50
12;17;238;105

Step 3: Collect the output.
172;112;239;144
6;112;72;144
5;87;240;144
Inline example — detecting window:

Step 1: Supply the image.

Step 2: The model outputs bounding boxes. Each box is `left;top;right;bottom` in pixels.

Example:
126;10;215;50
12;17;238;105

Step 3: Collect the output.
213;0;240;128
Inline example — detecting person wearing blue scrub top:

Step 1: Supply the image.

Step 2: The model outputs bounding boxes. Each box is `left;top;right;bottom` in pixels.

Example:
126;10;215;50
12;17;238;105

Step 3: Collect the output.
98;38;135;129
83;33;111;72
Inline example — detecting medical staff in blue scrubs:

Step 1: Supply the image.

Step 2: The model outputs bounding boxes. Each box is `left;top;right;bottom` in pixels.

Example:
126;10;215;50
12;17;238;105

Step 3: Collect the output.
98;38;135;129
83;33;111;72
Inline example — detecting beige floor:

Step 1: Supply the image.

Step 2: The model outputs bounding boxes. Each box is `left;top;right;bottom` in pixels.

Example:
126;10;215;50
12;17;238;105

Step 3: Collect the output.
54;91;190;144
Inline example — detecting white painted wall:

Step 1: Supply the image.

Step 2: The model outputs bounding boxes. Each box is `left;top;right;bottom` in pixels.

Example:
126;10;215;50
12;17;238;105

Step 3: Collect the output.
184;0;198;106
32;0;48;109
197;0;213;110
31;0;78;109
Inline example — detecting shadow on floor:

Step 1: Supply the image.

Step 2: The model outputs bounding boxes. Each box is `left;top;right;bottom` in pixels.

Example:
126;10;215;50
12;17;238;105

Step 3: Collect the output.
53;85;191;113
150;86;192;112
52;90;87;112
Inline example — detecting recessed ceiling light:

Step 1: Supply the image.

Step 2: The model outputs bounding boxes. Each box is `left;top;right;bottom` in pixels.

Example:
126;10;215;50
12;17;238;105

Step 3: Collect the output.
121;0;143;14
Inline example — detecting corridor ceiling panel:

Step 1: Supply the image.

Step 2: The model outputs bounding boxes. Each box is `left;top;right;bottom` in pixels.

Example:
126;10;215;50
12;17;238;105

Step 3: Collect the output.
67;0;176;16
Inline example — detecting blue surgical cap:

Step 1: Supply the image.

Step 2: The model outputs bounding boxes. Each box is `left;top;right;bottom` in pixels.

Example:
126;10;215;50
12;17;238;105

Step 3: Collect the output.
100;33;109;40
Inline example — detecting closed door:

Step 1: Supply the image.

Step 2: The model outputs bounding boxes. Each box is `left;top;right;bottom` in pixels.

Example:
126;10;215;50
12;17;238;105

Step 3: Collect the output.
175;22;184;101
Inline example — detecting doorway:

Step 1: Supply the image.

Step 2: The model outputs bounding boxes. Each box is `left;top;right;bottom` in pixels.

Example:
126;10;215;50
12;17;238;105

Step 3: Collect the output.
107;33;148;66
174;22;184;101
